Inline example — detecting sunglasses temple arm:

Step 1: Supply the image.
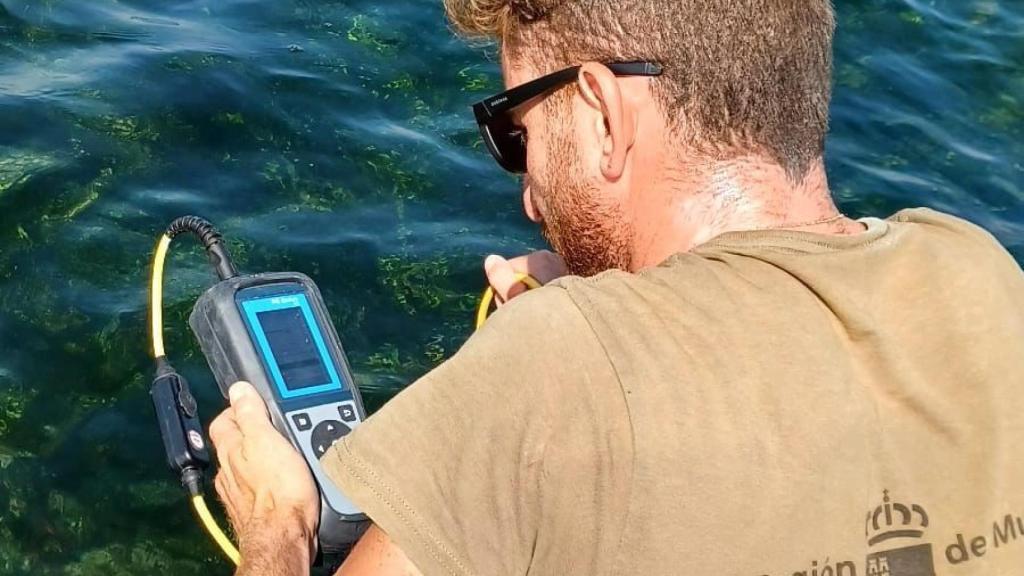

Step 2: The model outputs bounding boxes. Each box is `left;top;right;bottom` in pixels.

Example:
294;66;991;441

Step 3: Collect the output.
480;66;582;118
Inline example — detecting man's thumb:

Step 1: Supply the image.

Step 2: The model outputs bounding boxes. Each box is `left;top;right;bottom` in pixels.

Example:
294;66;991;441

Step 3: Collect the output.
485;254;527;303
484;254;506;274
228;381;269;422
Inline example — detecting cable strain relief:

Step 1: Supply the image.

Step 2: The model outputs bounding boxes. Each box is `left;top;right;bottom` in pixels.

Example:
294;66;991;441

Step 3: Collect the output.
207;243;239;281
154;356;174;378
165;215;239;281
181;467;205;497
166;216;220;246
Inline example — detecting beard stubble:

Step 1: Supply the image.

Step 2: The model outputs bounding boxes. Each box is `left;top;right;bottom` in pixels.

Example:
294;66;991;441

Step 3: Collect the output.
532;110;633;278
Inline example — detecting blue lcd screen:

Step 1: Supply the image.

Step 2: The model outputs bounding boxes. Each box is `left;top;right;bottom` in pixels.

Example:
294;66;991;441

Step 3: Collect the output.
240;292;343;399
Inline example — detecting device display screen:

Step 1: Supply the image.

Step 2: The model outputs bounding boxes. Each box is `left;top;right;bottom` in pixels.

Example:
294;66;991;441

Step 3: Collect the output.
257;307;330;391
240;291;345;400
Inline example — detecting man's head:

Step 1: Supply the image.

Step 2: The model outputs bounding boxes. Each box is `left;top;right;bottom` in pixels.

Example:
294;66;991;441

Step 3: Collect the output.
451;0;836;275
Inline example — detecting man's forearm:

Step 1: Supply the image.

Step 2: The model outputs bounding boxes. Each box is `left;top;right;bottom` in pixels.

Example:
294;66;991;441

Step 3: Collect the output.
335;524;423;576
235;523;313;576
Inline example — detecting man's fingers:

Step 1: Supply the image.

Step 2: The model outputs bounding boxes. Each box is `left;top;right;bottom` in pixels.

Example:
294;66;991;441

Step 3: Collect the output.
522;250;567;284
215;471;243;525
228;381;271;428
485;255;529;303
211;416;252;526
484;250;568;304
209;409;249;487
225;445;257;499
209;410;240;450
215;471;233;509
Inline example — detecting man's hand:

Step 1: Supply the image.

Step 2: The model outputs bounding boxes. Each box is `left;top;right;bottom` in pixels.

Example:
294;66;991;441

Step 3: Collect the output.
484;250;567;303
209;382;320;574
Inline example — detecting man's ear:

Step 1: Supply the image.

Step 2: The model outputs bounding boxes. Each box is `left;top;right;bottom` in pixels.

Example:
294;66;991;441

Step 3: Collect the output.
576;62;638;181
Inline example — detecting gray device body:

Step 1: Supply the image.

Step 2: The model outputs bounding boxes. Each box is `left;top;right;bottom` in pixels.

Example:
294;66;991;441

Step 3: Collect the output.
188;272;369;553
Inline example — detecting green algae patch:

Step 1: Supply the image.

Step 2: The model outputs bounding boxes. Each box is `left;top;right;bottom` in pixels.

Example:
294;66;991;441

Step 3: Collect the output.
62;542;206;576
347;15;399;54
43;167;114;223
383;73;416;93
378;254;453;315
836;62;871;90
260;158;359;212
969;1;999;25
362;148;430;201
0;384;37;438
898;10;925;25
0;150;60;197
0;444;33;470
365;334;451;377
979;93;1023;135
214;112;245;126
75;115;160;143
457;66;498;92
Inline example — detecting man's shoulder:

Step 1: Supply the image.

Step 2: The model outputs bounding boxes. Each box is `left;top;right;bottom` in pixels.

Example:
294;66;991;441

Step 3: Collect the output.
891;207;1010;249
889;207;1022;275
327;280;634;576
456;282;616;386
548;264;695;303
478;282;593;342
545;257;727;326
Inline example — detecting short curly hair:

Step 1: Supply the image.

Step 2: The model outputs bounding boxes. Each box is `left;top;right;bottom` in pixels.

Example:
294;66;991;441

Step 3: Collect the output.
445;0;836;180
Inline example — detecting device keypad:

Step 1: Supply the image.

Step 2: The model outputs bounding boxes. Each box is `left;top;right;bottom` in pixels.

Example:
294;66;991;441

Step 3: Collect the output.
284;401;363;516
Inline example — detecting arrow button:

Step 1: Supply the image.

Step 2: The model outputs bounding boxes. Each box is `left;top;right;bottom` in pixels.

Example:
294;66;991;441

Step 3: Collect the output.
309;420;351;460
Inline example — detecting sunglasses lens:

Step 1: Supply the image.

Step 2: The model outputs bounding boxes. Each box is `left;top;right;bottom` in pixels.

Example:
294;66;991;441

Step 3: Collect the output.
480;115;527;174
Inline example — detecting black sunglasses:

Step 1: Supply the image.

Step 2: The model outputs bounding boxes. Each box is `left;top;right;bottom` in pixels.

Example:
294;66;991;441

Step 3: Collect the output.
472;61;664;173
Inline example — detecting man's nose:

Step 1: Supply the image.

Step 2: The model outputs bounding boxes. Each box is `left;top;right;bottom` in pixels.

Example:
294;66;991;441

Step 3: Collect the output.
523;180;542;223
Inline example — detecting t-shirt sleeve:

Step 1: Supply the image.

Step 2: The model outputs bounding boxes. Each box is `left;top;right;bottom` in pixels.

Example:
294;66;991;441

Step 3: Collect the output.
320;286;614;576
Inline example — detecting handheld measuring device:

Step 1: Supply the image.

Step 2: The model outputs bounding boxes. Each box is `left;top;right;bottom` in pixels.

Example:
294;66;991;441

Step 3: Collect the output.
150;215;538;565
190;273;368;550
149;216;367;564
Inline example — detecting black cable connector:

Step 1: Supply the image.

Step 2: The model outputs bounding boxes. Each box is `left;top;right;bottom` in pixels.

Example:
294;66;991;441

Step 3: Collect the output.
181;467;205;498
151;365;211;481
166;215;239;281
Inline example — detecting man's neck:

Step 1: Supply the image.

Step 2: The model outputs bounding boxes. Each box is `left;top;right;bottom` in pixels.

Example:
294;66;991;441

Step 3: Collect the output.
629;156;864;270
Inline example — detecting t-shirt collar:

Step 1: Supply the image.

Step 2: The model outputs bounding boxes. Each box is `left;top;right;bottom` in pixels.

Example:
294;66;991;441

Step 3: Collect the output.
692;216;892;256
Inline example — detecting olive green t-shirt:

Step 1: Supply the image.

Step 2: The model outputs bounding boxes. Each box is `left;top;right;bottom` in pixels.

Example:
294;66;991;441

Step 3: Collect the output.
323;208;1024;576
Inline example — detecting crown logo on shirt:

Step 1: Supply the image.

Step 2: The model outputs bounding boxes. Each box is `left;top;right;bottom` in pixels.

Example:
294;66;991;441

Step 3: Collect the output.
865;490;930;547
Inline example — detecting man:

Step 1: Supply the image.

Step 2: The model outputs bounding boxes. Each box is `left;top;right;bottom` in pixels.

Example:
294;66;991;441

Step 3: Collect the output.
209;0;1024;574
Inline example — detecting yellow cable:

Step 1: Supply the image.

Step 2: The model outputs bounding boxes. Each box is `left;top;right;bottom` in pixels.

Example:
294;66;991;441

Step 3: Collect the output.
150;234;172;359
475;273;543;330
151;232;241;565
192;495;241;565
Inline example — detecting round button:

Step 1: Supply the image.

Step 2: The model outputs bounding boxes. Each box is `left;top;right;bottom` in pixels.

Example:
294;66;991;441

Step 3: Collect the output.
310;420;350;459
